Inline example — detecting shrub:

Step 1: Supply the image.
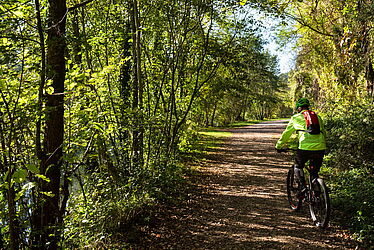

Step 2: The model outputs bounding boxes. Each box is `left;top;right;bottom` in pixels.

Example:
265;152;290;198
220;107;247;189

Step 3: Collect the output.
322;101;374;247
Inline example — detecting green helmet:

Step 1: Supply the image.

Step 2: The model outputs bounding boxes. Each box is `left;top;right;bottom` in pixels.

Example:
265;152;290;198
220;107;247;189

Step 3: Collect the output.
296;98;310;109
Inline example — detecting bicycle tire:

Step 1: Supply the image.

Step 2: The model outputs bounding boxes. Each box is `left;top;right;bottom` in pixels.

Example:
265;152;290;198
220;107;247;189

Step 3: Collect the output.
309;178;331;228
287;168;302;210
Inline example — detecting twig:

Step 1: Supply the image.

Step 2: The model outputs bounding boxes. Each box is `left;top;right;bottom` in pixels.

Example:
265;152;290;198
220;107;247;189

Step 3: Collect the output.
68;0;95;12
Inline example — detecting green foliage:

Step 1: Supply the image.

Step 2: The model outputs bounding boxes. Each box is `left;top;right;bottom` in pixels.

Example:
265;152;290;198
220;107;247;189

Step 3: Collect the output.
63;156;189;247
193;30;287;126
324;102;374;170
284;1;374;246
321;101;374;247
0;0;324;248
63;173;154;248
287;0;374;108
324;167;374;247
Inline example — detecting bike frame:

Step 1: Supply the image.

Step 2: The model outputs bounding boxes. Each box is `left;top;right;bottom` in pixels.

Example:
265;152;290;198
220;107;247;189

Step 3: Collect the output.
283;149;331;228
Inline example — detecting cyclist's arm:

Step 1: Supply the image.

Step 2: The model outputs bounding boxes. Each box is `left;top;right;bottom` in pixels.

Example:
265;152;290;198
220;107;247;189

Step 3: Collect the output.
276;119;296;149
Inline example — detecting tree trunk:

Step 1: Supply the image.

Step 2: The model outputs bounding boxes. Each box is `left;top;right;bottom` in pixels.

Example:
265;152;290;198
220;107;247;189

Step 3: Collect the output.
0;229;3;249
32;0;66;248
0;116;19;249
7;170;19;250
119;23;131;109
366;61;374;98
72;9;82;65
205;108;210;127
130;0;143;167
210;103;217;127
35;0;46;159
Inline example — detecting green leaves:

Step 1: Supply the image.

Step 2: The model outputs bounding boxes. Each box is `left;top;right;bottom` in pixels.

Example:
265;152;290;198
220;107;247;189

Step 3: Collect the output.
322;102;374;247
25;164;40;174
0;0;303;247
12;169;27;184
35;174;50;183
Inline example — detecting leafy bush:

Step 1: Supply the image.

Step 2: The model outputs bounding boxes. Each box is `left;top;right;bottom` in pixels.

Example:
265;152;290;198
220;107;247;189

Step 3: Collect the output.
322;101;374;247
324;168;374;247
324;102;374;170
63;173;154;248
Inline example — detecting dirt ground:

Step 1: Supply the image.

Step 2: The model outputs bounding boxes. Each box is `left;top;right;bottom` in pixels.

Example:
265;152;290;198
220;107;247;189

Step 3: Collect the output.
132;120;356;249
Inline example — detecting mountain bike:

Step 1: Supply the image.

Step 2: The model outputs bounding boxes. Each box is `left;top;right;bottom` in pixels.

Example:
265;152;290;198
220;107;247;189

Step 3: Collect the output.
280;149;331;228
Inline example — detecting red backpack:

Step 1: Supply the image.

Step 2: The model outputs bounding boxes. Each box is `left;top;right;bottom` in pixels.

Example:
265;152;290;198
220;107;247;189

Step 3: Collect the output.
302;110;321;135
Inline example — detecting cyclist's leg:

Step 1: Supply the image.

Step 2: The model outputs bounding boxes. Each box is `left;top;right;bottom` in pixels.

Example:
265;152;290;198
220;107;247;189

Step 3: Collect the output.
308;150;325;195
309;150;325;180
294;150;308;189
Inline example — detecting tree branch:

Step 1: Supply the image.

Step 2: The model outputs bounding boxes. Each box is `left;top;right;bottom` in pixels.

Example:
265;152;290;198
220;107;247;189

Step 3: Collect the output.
68;0;95;12
284;12;335;38
0;35;40;45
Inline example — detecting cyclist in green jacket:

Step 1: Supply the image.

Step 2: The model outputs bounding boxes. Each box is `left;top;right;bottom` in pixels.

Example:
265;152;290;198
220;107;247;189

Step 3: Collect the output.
276;98;326;196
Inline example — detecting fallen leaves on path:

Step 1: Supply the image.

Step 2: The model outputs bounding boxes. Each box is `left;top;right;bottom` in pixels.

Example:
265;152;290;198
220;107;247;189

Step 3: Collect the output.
131;121;356;249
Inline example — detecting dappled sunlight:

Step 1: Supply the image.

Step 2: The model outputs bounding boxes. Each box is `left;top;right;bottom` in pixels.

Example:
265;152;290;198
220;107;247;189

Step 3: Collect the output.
135;120;354;249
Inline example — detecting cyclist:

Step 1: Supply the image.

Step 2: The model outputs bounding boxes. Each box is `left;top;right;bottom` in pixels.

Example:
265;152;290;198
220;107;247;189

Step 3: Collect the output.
275;98;326;197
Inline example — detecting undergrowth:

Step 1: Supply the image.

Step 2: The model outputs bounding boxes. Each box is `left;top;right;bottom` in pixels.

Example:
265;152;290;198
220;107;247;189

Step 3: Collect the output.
321;101;374;248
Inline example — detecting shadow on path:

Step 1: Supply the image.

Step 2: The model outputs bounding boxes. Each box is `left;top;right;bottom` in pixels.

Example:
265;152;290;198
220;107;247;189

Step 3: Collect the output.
134;120;355;249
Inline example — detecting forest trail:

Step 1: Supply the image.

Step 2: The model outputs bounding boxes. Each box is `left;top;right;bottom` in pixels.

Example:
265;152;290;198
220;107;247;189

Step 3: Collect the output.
134;120;355;249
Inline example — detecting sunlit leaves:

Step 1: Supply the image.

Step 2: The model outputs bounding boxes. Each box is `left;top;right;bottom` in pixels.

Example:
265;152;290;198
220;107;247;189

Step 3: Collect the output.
0;0;292;248
286;1;374;243
12;169;27;183
35;174;50;183
289;0;374;103
25;164;40;174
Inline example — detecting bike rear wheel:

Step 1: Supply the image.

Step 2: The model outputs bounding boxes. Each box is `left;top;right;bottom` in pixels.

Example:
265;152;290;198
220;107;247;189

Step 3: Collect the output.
309;178;331;228
287;168;302;210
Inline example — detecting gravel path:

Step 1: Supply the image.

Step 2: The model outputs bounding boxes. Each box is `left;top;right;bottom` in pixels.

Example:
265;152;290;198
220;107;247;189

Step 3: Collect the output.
134;120;355;249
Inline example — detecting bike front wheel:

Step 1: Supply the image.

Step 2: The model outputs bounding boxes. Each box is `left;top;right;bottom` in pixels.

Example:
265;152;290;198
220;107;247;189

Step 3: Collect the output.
287;168;302;210
309;178;331;228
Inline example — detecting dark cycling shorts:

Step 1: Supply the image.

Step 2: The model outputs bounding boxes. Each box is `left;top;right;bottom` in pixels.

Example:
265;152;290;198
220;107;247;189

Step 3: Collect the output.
295;149;325;178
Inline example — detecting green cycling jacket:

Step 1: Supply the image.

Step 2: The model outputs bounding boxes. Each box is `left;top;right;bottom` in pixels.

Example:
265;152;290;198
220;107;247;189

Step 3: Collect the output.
276;110;326;151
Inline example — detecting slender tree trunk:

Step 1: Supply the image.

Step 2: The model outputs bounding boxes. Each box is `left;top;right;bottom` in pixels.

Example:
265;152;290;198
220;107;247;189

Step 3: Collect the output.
0;123;8;249
210;103;217;127
7;168;19;250
119;22;132;170
35;0;46;159
130;0;139;166
205;109;209;127
72;9;82;65
0;229;3;249
4;26;28;250
120;23;132;109
130;0;143;167
32;0;67;248
366;61;374;98
135;1;144;166
0;110;18;250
